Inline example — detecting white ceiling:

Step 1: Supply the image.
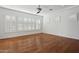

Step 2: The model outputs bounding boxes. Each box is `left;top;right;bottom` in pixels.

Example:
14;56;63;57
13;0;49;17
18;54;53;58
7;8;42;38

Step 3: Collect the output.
0;5;77;16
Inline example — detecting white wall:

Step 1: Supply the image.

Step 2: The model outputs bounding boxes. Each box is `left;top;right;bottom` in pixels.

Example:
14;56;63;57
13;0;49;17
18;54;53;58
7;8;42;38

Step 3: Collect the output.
0;7;43;39
0;6;79;40
43;6;79;39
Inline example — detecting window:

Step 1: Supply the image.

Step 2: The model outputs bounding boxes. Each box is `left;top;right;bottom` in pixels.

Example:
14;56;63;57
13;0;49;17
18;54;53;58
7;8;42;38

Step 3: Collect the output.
5;15;16;33
35;20;41;30
17;17;24;31
4;15;41;33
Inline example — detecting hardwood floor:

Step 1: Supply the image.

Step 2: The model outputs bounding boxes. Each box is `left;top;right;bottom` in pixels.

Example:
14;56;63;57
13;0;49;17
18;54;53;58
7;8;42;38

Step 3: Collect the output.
0;33;79;53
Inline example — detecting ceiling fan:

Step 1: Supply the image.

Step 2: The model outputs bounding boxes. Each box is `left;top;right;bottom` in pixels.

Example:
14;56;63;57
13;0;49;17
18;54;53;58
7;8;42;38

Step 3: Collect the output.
36;5;42;14
36;5;53;14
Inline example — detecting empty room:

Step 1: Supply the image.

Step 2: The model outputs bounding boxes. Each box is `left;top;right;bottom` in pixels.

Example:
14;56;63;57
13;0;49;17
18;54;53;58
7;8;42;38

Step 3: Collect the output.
0;5;79;53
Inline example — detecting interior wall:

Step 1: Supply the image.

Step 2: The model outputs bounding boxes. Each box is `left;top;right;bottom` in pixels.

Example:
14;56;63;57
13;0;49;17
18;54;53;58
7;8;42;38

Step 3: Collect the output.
43;6;79;39
0;7;43;39
0;6;79;40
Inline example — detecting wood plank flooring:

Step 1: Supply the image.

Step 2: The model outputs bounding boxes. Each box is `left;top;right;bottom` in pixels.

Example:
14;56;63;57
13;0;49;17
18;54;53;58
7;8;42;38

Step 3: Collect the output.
0;33;79;53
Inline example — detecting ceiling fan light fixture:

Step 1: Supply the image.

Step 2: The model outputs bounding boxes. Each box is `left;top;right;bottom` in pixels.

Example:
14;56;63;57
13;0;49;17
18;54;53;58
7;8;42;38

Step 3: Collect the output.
49;9;53;11
37;7;42;10
36;5;42;14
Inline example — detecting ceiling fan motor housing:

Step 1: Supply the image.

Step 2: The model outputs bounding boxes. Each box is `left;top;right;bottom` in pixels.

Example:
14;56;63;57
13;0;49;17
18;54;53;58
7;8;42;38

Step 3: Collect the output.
37;7;42;11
